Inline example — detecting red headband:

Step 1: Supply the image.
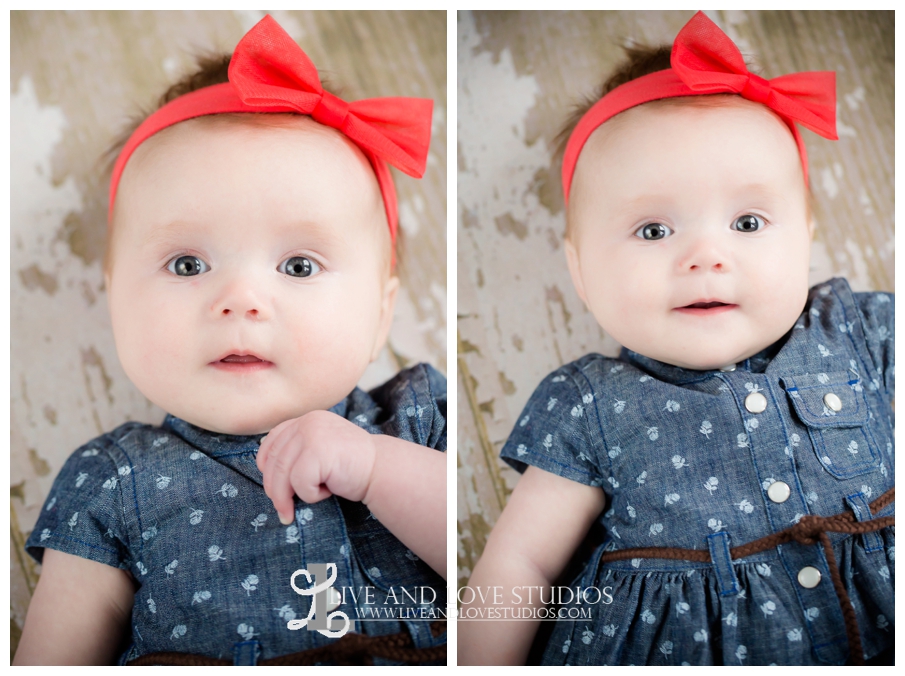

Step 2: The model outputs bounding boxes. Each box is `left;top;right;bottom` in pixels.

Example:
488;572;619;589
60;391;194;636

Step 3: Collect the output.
109;15;434;247
562;11;837;204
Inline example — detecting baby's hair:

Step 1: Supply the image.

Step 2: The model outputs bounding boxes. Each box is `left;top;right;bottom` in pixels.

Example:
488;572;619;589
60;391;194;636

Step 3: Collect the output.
102;54;401;274
556;43;810;242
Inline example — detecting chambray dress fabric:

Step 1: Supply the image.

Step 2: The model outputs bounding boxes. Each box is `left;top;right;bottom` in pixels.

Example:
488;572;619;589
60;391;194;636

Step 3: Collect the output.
501;278;894;666
26;363;447;666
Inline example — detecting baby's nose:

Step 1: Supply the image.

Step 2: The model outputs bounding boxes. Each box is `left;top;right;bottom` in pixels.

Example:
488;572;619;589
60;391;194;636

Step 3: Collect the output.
211;280;270;320
680;238;728;273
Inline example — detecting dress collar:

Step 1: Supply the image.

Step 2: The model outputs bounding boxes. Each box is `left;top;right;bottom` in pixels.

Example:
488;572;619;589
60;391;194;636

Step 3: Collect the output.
163;415;266;457
620;339;782;385
161;392;362;458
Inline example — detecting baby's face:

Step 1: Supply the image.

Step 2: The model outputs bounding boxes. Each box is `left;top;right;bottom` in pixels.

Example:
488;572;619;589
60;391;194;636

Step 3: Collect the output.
107;116;397;434
566;98;813;370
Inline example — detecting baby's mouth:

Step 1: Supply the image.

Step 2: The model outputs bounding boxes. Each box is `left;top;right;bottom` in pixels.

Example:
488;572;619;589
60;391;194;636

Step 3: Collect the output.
674;300;738;315
220;354;264;363
684;301;729;310
212;352;273;371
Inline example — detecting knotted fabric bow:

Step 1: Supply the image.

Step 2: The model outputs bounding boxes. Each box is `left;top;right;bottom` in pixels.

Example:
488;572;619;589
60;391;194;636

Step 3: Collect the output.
109;14;434;245
562;11;837;203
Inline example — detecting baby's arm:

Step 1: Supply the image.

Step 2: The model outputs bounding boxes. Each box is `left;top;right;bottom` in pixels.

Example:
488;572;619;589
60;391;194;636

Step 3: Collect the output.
459;466;605;665
14;549;134;665
257;410;446;578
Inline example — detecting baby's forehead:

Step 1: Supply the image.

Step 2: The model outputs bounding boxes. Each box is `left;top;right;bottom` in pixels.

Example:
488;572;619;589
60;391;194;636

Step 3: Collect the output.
574;99;803;189
117;116;385;221
109;114;391;266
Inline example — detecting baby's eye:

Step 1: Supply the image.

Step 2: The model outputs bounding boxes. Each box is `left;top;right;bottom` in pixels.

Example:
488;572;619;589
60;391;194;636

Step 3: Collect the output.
634;223;673;241
167;255;210;276
279;256;321;278
732;214;764;233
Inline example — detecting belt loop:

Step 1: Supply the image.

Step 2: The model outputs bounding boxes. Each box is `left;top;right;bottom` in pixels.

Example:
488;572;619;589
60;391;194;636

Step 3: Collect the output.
233;640;261;666
707;532;740;596
845;492;884;552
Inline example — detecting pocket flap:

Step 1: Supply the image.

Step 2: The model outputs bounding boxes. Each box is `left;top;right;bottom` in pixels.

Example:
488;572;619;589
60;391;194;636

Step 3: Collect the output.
781;371;868;428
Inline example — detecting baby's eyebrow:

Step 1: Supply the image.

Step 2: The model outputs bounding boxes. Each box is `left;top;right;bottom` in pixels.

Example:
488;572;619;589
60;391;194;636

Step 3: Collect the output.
140;218;349;249
140;220;213;248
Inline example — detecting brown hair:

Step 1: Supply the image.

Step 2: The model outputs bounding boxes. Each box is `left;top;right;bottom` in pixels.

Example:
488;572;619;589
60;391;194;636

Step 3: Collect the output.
103;54;399;275
554;43;672;165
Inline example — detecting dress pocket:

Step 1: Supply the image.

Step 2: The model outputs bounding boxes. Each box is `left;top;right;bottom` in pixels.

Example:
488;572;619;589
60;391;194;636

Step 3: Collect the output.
781;371;879;479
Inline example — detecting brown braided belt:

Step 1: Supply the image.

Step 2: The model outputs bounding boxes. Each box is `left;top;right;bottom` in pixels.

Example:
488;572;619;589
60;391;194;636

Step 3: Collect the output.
127;619;446;666
598;487;894;666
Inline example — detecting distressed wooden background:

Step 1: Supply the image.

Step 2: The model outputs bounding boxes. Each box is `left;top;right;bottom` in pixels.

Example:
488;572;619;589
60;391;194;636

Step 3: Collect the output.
457;10;894;590
10;10;446;660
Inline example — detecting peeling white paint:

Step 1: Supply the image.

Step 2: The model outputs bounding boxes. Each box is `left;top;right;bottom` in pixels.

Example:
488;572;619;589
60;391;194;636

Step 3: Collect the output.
836;104;858;137
859;188;874;216
11;76;163;523
398;200;420;237
844;86;866;111
843;238;872;291
162;56;180;79
820;167;838;199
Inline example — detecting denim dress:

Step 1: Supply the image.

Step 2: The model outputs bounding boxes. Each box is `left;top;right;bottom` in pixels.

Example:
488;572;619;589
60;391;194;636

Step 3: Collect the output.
26;363;447;665
501;278;894;665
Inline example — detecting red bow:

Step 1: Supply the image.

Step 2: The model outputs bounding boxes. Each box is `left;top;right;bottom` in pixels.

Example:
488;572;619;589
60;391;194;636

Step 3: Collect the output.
229;15;433;179
562;11;837;202
109;14;433;243
671;11;836;140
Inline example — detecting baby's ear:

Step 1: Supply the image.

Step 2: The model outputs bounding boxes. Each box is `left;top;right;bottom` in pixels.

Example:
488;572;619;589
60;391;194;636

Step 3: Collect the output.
370;276;400;362
564;238;589;307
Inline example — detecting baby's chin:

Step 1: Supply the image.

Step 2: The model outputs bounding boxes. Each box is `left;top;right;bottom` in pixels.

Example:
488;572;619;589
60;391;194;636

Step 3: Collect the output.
629;340;768;372
160;404;311;436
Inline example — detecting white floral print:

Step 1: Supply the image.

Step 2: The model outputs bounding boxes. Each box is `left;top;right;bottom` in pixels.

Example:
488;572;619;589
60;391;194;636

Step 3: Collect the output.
215;483;238;498
241;574;259;595
237;623;257;640
275;604;297;621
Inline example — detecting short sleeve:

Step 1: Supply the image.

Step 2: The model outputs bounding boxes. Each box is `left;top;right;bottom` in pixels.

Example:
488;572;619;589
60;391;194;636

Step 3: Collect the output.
852;289;895;396
25;435;131;569
501;367;604;487
367;363;447;451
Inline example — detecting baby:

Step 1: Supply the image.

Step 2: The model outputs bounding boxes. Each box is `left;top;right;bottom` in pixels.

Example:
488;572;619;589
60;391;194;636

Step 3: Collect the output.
16;16;446;666
461;12;893;666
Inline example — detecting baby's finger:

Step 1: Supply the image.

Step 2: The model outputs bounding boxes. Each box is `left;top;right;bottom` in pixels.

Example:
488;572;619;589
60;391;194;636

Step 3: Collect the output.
260;428;302;504
256;418;296;472
265;450;303;525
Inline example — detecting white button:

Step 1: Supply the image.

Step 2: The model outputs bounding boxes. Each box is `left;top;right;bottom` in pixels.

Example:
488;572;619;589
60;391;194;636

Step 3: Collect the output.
797;566;822;588
767;481;791;503
745;392;767;413
823;392;842;412
325;586;342;612
719;364;737;372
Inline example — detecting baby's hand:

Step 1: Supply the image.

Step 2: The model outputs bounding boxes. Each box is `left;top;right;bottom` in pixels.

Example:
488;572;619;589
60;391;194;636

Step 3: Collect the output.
256;410;377;525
